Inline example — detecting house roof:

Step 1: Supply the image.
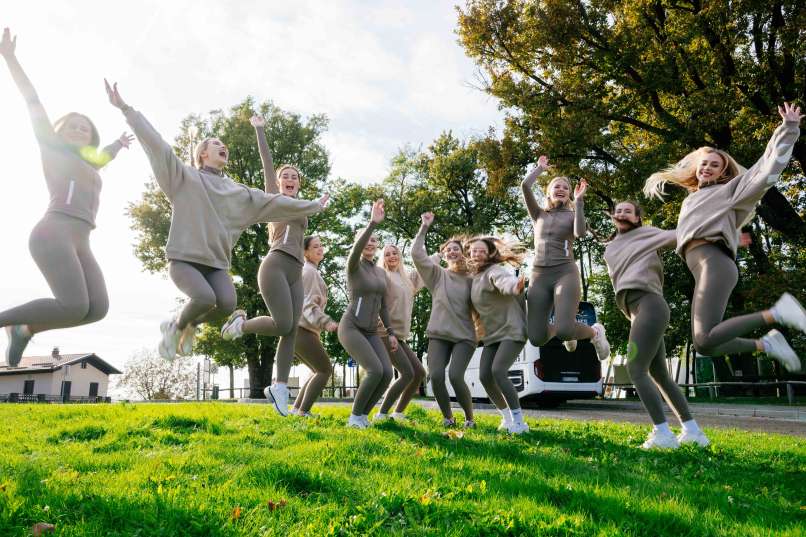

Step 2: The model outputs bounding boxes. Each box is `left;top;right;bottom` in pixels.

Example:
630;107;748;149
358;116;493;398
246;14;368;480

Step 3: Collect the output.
0;353;122;376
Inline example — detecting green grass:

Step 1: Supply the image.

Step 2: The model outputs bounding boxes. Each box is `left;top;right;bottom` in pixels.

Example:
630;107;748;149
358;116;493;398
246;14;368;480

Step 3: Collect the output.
0;404;803;536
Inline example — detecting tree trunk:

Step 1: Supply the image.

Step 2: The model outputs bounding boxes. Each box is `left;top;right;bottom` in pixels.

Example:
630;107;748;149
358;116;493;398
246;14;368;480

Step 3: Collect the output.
246;337;275;398
229;365;235;399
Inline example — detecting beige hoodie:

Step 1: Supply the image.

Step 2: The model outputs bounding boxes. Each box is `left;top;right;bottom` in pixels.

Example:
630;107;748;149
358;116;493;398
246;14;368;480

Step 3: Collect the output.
470;264;527;344
299;261;335;334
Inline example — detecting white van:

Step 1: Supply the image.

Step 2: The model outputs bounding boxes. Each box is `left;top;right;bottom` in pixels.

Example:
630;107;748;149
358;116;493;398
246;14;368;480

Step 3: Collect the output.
425;302;603;407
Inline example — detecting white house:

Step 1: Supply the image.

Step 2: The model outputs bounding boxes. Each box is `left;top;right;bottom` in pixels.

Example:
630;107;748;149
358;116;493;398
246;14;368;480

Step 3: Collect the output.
0;347;121;402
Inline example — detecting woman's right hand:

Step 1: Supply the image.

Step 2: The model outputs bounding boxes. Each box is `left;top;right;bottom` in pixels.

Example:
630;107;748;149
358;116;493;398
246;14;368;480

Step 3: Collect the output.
371;199;385;224
779;102;804;124
0;28;16;59
536;155;550;170
421;211;434;227
104;79;128;110
325;321;339;333
318;193;330;209
250;114;265;128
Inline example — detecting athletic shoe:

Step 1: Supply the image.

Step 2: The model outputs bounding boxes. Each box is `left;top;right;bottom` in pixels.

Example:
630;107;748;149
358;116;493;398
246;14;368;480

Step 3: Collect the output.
4;325;31;367
158;320;181;361
221;309;246;341
347;414;367;429
372;413;391;422
641;430;680;450
591;323;611;361
762;329;802;373
390;412;408;422
443;417;456;428
507;421;530;435
264;383;290;417
563;339;578;352
299;411;318;419
678;430;711;447
463;420;476;429
497;417;514;432
178;324;197;356
288;407;302;416
772;293;806;333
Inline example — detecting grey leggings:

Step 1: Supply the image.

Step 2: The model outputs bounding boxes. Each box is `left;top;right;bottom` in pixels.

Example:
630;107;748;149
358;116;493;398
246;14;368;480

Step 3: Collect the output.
426;338;476;420
623;290;693;425
242;251;304;382
0;213;108;334
479;339;524;410
379;339;426;414
338;316;393;416
527;262;592;346
291;327;332;413
169;260;236;329
685;244;766;356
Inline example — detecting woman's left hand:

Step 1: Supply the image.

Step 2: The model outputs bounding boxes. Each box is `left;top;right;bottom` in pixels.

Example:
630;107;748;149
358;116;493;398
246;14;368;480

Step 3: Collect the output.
118;132;135;148
574;179;588;201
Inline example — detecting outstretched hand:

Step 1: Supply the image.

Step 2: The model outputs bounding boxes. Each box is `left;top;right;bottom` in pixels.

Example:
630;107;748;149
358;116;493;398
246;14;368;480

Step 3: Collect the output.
537;155;550;170
574;179;588;201
779;102;804;124
249;114;265;128
421;211;434;226
118;132;135;149
318;193;330;209
371;199;385;224
0;28;16;59
104;79;128;110
325;321;339;333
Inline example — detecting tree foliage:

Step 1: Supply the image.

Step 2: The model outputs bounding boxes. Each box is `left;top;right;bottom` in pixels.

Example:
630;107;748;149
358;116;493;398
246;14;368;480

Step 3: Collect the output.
116;348;195;400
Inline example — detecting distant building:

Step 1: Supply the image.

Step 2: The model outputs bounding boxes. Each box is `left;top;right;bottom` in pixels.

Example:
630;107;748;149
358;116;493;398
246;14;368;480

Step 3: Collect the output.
0;347;121;402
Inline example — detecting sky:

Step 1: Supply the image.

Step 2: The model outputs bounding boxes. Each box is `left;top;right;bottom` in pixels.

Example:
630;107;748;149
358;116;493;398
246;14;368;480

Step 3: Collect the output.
0;1;504;395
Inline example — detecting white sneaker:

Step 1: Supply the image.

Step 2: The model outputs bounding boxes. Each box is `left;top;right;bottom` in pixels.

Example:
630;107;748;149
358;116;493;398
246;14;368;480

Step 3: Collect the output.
507;421;530;435
443;417;456;428
641;430;680;450
221;309;246;341
372;413;391;422
678;429;710;447
463;419;476;429
264;383;290;417
591;323;611;361
158;320;181;361
178;324;197;356
497;417;513;432
563;340;578;352
390;412;408;422
762;329;801;373
360;414;371;427
347;414;367;429
773;293;806;333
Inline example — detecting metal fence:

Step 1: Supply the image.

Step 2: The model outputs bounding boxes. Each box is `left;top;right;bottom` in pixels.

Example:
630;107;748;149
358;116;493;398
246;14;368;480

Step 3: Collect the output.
0;393;113;404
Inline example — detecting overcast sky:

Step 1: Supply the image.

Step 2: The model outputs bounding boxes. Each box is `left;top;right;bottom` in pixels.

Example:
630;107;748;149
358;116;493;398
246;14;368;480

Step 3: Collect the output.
0;1;504;395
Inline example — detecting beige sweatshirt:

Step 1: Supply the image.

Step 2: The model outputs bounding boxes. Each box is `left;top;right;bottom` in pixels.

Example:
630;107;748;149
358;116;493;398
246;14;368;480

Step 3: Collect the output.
522;179;586;267
255;126;308;264
378;267;424;340
604;226;676;317
344;222;393;335
676;120;800;258
411;224;476;344
298;261;335;334
471;264;527;344
124;108;322;270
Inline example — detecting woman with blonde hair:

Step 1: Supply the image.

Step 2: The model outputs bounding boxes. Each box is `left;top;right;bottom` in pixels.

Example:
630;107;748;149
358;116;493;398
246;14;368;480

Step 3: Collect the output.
221;115;324;417
373;243;427;422
643;103;805;372
1;29;134;366
339;200;398;428
106;86;328;364
412;212;477;428
521;156;610;360
467;235;529;434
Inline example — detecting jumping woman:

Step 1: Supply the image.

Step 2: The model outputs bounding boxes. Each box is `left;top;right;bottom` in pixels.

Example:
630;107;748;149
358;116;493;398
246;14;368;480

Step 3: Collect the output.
105;83;328;362
522;156;610;360
604;201;708;449
643;103;805;373
1;29;133;366
412;212;477;428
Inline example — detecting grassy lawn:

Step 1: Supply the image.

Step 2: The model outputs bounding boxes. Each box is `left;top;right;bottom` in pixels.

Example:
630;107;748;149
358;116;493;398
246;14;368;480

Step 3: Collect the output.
0;403;803;536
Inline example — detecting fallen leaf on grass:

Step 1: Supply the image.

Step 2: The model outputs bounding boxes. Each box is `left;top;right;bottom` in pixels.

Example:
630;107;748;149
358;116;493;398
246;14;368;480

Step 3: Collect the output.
32;523;55;536
267;499;288;511
441;430;464;440
231;506;242;520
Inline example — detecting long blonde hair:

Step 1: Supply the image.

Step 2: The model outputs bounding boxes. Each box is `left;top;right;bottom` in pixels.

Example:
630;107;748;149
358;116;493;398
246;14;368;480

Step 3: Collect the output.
379;244;415;294
643;147;744;200
464;236;525;275
546;176;575;210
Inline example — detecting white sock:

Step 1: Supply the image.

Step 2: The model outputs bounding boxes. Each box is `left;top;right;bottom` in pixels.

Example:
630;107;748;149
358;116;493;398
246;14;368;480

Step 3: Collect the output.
653;422;672;435
770;305;783;325
681;419;700;434
510;408;524;424
274;382;287;388
499;408;512;422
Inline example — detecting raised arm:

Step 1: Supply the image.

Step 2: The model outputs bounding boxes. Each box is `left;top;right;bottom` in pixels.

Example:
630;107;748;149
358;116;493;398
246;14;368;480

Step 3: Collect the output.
250;115;278;194
1;28;55;144
347;199;384;273
521;155;550;220
106;80;186;199
573;179;588;238
239;188;327;228
411;212;441;289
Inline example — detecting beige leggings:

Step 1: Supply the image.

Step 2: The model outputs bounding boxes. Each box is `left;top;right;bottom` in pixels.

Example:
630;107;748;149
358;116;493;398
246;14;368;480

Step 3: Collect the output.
291;328;332;413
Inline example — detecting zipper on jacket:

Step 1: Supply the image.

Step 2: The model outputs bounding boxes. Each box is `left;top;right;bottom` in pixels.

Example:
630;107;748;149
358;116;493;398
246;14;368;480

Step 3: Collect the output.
563;240;569;257
283;226;290;244
65;180;75;205
355;296;363;316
